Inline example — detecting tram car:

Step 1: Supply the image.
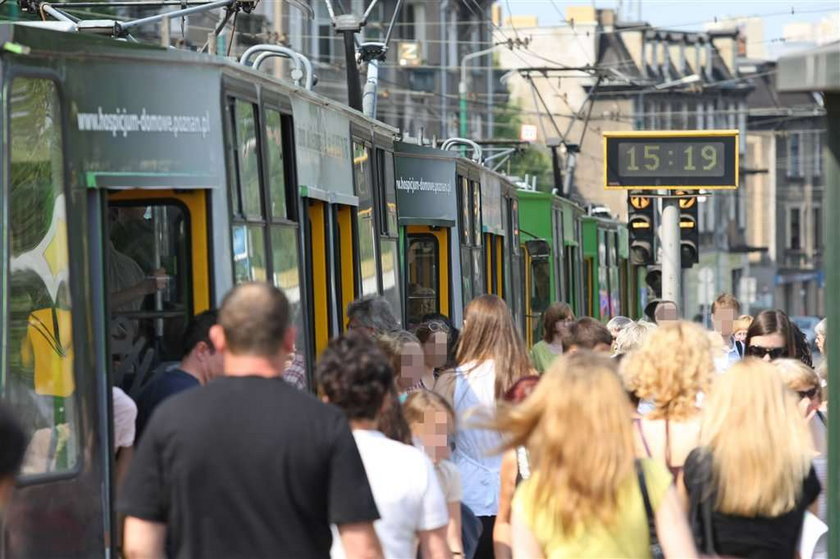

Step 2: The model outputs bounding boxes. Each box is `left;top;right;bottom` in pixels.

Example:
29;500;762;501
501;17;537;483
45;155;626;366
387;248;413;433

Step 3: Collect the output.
0;20;641;557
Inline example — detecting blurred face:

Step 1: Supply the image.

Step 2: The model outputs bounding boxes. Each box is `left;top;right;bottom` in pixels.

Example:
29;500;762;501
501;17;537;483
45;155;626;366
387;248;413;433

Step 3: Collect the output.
654;302;678;324
747;333;788;361
410;409;452;463
733;329;748;343
816;333;826;355
397;342;425;390
346;318;374;337
712;306;737;337
421;331;448;370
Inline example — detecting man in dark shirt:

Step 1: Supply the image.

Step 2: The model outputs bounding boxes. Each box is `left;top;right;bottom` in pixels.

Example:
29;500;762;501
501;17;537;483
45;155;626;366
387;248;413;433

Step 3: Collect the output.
119;283;382;559
134;310;222;441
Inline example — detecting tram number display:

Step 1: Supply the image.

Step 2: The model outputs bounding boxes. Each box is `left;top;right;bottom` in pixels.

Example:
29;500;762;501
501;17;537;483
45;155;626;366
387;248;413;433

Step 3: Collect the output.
603;131;738;190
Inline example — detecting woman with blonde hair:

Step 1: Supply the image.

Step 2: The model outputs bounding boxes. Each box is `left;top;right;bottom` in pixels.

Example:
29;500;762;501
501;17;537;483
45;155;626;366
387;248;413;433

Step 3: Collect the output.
621;321;713;498
433;294;531;558
684;359;820;556
496;352;697;558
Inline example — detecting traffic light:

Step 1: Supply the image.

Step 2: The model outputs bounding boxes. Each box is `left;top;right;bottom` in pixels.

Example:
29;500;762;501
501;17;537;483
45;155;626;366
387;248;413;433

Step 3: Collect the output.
678;194;699;269
628;192;655;265
645;265;662;299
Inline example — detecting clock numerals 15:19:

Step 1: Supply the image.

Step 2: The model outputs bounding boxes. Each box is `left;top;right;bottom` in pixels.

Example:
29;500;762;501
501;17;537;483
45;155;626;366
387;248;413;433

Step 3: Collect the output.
683;145;718;171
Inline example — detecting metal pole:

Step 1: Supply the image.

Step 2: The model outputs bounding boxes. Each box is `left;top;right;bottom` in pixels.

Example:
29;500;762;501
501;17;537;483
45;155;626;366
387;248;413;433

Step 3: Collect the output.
362;58;379;118
660;195;681;309
459;45;500;138
342;29;363;111
825;91;840;559
119;0;233;31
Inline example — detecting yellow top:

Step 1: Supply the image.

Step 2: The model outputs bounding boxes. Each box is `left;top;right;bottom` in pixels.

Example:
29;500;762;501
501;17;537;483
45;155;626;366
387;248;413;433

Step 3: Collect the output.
21;308;75;398
512;458;672;558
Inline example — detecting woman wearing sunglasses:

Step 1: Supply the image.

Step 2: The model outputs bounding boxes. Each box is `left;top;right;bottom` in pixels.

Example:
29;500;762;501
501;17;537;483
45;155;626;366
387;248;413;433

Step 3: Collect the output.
744;310;797;361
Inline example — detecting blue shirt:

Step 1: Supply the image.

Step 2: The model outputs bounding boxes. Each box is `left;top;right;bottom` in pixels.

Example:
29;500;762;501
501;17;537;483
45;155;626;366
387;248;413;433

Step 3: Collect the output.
135;368;200;442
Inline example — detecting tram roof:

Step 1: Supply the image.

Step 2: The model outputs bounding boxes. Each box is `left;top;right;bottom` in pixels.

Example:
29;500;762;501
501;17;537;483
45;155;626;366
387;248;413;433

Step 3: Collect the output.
0;22;398;136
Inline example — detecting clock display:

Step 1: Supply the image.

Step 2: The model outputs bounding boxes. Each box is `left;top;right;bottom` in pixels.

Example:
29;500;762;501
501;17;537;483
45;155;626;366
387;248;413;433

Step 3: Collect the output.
603;131;738;190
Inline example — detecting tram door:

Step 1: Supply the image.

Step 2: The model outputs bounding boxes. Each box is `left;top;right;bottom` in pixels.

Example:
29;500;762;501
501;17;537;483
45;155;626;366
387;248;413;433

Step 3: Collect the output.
106;189;211;396
306;200;357;357
523;240;551;347
405;227;450;329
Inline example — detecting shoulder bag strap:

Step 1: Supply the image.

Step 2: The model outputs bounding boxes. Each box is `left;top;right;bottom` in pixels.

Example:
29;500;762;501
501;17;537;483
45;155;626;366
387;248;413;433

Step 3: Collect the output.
635;459;665;559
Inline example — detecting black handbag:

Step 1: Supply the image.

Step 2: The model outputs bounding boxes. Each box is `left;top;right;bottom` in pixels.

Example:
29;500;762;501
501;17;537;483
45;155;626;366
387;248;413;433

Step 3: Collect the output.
635;460;665;559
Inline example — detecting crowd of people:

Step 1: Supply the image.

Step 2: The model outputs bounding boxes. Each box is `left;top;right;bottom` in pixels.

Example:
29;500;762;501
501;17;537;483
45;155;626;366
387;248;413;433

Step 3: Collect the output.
0;284;830;558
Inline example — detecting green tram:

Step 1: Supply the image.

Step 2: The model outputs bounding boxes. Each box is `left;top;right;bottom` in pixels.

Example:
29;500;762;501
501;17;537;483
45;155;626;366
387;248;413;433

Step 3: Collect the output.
516;190;645;345
0;23;404;556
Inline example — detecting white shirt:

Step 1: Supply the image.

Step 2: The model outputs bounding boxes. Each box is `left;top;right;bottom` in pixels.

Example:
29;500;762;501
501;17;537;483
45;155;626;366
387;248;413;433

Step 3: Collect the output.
331;430;448;559
112;387;137;449
453;359;503;516
714;337;742;373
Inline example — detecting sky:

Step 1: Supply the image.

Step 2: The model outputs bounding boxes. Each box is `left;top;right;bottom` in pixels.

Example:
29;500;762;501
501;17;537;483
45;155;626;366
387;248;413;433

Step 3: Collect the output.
507;0;839;58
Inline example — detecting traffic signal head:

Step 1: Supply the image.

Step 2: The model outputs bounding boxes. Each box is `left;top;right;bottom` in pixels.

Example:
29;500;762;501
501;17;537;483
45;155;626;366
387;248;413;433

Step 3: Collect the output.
628;193;655;266
678;194;699;269
645;265;662;299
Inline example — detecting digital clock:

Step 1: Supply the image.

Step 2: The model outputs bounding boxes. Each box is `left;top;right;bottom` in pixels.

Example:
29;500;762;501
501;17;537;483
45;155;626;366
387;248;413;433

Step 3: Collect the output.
603;130;739;190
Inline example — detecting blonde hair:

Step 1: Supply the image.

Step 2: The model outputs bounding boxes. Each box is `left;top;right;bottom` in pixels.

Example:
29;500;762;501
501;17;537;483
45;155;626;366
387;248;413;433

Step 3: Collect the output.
774;358;821;399
613;320;656;355
456;295;531;399
700;359;813;516
733;314;753;333
493;351;635;533
622;321;713;420
403;389;456;434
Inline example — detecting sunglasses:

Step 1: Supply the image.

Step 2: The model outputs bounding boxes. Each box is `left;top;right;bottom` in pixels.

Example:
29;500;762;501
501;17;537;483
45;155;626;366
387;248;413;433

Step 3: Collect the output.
797;388;818;400
746;345;788;360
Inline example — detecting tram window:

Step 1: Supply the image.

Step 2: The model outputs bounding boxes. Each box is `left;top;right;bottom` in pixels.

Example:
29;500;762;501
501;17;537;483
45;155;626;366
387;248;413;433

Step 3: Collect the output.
109;203;192;386
232;100;263;219
264;108;287;220
377;149;398;236
353;143;377;296
459;176;471;245
233;224;267;283
461;246;474;307
271;226;303;345
471;181;481;246
4;77;80;476
380;238;401;324
530;258;551;315
406;237;439;326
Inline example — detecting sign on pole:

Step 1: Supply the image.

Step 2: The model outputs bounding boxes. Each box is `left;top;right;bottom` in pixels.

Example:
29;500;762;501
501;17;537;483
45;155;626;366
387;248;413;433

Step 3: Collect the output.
519;124;538;142
602;130;739;190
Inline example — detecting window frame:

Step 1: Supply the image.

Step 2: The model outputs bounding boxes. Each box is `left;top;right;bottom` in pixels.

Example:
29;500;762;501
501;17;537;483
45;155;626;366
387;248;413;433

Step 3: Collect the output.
3;72;84;484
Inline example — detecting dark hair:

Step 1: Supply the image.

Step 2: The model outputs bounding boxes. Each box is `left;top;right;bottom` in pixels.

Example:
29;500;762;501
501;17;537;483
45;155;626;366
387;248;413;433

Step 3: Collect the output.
0;403;27;479
378;387;412;444
711;293;741;314
419;313;459;368
791;323;814;367
316;331;395;421
562;317;613;352
219;283;290;357
180;310;219;360
745;310;796;360
503;375;541;404
346;296;399;334
542;302;575;343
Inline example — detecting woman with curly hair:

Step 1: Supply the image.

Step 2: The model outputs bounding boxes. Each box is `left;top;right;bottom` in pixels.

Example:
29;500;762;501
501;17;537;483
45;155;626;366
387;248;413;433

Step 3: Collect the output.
621;321;714;503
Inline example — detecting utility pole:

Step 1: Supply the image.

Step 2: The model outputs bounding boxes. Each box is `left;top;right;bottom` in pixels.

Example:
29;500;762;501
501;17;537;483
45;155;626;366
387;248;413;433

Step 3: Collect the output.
660;195;681;306
459;45;501;138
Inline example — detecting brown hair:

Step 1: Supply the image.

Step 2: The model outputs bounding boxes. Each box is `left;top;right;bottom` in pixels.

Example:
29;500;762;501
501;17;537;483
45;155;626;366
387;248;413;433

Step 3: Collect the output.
403;390;457;433
375;330;421;379
541;302;575;343
745;310;796;360
219;283;290;357
711;293;741;314
456;295;531;400
561;317;612;352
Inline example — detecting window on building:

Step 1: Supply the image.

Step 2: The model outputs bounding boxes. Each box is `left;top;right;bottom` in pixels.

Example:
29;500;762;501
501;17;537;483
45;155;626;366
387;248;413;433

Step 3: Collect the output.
789;207;801;250
814;131;823;177
787;132;802;178
814;206;822;253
